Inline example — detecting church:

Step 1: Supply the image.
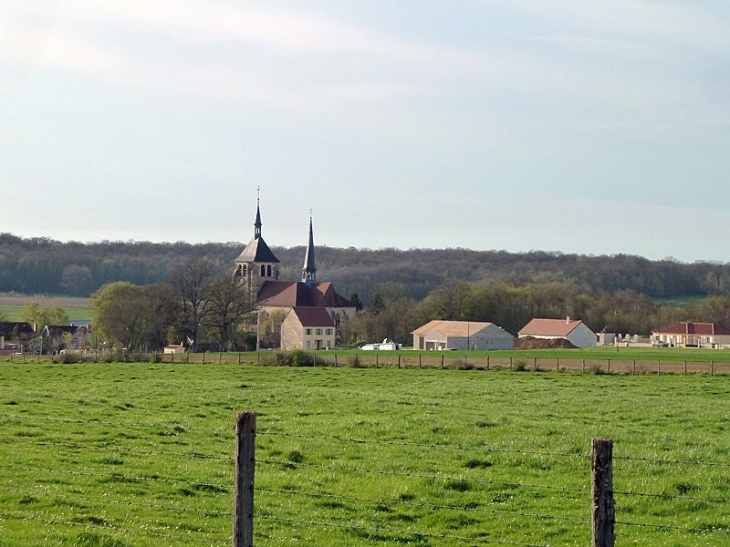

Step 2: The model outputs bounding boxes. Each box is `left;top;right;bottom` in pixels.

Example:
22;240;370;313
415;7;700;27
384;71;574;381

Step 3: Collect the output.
233;199;356;350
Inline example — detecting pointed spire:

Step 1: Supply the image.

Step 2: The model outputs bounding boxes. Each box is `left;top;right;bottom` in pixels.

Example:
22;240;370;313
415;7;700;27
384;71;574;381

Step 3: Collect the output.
254;187;262;239
302;211;316;285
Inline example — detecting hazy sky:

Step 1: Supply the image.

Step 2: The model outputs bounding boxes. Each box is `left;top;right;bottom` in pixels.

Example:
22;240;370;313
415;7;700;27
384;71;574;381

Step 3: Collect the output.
2;1;729;262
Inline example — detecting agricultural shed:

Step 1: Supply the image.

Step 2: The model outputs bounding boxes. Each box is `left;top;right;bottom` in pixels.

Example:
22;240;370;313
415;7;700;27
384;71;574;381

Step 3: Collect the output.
280;307;336;351
163;344;186;355
412;320;514;351
518;317;597;348
652;322;730;348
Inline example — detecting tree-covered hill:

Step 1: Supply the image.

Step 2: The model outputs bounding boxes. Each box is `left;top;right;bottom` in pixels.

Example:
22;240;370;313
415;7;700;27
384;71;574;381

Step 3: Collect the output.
1;232;728;301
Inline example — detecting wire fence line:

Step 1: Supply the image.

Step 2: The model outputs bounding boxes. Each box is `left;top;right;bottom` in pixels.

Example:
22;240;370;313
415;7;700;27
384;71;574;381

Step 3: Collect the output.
3;413;730;546
6;350;730;376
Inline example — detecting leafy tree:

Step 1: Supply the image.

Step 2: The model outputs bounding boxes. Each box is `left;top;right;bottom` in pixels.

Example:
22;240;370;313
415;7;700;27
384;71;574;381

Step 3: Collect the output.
20;303;69;329
91;282;145;350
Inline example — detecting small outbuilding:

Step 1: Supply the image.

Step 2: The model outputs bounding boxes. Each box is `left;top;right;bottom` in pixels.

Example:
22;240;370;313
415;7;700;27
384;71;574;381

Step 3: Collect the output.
163;344;186;355
518;317;596;348
412;320;514;351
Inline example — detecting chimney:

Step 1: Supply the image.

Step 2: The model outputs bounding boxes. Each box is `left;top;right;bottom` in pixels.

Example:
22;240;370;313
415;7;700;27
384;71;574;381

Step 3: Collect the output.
566;316;571;324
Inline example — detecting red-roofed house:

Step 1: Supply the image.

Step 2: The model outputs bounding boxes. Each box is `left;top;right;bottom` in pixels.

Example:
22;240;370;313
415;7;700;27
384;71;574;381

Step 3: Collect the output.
518;317;597;348
281;307;336;350
652;322;730;348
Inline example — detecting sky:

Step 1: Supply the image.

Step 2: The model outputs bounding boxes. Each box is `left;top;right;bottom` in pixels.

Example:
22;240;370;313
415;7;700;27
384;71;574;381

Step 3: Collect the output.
2;1;729;263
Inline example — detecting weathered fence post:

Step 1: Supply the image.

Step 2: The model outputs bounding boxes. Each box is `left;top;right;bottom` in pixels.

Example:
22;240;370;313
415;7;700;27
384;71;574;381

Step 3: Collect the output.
509;356;513;370
591;438;615;547
582;358;585;373
711;360;715;376
419;354;422;369
233;411;256;547
486;355;490;370
683;360;686;375
607;359;611;374
334;354;338;367
441;354;444;368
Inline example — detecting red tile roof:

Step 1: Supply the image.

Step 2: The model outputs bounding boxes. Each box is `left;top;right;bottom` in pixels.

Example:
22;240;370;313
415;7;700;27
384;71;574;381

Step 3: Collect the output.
257;281;354;308
518;318;585;337
654;322;730;336
412;320;498;337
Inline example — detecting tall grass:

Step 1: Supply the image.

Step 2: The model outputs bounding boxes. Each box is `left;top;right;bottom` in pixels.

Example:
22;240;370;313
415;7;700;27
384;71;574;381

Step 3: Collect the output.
1;364;730;546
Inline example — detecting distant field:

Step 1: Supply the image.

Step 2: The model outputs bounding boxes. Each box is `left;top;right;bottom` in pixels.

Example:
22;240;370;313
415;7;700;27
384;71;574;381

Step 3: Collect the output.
1;364;730;546
0;294;90;322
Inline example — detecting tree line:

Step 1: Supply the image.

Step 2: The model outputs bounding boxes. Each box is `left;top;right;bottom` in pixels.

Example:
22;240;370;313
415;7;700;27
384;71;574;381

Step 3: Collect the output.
4;233;730;351
2;232;730;302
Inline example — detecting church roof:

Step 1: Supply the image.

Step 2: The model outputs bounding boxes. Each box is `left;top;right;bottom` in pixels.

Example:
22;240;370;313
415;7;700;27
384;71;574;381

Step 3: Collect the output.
234;200;280;264
257;281;354;308
234;236;280;264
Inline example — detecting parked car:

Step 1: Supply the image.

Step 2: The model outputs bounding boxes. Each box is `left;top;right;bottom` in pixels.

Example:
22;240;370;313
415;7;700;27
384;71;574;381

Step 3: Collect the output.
651;340;668;347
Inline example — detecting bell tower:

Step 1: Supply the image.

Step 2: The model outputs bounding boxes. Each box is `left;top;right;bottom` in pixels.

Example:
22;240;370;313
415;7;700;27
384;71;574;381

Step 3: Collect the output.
233;191;280;301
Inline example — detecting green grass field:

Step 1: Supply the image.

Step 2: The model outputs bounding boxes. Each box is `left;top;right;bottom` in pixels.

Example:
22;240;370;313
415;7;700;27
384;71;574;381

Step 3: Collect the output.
1;363;730;546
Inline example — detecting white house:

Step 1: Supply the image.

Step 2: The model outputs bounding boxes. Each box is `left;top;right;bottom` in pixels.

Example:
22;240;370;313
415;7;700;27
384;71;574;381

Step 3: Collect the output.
518;317;596;348
412;320;514;351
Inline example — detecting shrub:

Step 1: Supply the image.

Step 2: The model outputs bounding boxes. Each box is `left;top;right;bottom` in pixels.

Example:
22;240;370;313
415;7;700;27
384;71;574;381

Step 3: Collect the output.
512;359;528;372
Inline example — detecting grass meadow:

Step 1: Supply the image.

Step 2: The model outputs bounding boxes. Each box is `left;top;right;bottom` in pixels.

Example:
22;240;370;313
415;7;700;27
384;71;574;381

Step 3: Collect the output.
2;363;730;546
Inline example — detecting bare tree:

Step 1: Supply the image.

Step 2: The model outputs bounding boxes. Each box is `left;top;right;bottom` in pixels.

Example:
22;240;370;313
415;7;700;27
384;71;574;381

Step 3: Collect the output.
168;258;216;351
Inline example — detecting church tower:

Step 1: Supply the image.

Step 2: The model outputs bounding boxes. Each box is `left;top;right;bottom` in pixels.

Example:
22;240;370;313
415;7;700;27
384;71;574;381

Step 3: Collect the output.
233;195;280;300
302;213;316;285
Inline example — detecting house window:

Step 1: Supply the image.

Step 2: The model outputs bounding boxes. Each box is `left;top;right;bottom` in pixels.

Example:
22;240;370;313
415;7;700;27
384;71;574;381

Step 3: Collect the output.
326;340;332;348
326;328;332;335
267;265;272;277
260;265;266;276
316;328;322;335
305;328;311;335
306;340;311;349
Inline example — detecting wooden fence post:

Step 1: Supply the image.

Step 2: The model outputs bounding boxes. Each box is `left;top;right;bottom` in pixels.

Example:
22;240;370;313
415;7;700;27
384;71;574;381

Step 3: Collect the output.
233;411;256;547
582;358;585;373
591;438;615;547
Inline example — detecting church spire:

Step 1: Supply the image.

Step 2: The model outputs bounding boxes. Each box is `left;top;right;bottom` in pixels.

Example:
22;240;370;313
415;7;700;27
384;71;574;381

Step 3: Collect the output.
254;187;262;239
302;211;316;285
